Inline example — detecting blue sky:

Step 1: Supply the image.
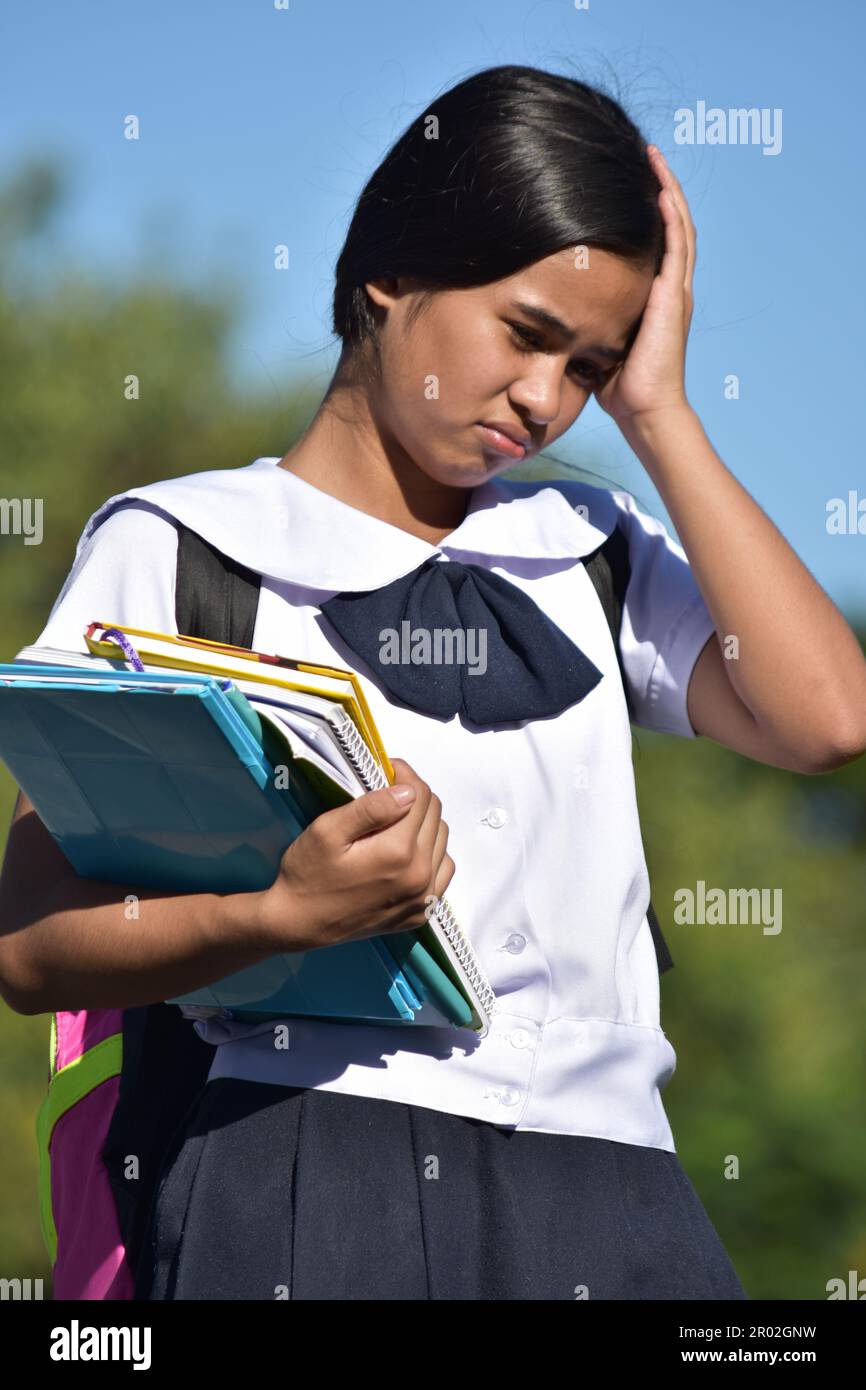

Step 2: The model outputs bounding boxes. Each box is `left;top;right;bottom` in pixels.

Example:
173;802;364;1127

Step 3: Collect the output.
3;0;865;614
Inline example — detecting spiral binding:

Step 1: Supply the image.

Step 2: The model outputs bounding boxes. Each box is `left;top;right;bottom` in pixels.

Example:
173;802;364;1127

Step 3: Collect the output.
329;712;497;1020
431;892;497;1018
335;714;388;789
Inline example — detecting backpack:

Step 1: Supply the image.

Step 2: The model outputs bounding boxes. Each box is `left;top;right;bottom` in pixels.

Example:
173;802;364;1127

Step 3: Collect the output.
35;513;672;1299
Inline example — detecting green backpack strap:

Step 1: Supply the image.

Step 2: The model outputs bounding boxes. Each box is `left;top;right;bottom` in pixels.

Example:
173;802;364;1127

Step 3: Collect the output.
583;525;675;975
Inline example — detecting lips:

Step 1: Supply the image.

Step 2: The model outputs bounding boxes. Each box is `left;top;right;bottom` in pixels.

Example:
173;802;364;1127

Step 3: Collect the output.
477;422;531;459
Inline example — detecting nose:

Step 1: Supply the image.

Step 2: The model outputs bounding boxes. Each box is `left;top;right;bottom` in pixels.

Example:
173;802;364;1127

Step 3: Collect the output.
509;361;574;426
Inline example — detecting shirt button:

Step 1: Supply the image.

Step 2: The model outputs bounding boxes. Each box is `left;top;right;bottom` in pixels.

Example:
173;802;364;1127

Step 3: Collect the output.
501;933;526;954
482;806;508;828
510;1028;531;1049
499;1087;521;1107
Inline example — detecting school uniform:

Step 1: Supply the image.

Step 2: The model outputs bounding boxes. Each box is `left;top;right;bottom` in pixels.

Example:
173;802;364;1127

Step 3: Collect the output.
26;457;748;1300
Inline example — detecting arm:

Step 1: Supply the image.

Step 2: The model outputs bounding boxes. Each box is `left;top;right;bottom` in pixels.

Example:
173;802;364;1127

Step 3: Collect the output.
0;762;453;1016
625;407;866;774
0;789;274;1014
597;145;866;774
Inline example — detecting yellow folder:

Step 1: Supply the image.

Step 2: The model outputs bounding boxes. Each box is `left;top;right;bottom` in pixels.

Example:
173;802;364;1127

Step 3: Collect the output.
83;621;394;781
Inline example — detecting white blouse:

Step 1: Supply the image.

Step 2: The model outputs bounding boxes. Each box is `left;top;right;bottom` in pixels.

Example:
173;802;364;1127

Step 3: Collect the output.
23;457;717;1151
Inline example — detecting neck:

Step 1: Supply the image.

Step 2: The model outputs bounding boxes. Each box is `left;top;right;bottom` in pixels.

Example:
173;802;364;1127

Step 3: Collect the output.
277;373;472;546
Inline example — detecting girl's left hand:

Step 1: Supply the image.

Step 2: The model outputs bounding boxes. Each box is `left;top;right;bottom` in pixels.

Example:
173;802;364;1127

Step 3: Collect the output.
593;145;697;426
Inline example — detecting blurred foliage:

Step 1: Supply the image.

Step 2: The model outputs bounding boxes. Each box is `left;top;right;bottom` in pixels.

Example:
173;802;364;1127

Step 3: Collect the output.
1;158;864;1300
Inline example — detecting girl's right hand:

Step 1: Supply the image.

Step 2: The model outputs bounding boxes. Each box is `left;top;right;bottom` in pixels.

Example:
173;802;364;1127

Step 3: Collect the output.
254;758;455;952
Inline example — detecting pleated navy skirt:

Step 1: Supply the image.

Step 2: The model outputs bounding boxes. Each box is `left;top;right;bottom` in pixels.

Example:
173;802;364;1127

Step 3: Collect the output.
134;1078;748;1301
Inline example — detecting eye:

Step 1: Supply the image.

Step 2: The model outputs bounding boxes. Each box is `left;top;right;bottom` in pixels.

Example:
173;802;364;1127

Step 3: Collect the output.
508;322;544;351
507;323;602;383
569;359;602;384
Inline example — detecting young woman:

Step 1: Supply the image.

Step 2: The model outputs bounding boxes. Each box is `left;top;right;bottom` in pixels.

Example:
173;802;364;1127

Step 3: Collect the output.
3;65;866;1301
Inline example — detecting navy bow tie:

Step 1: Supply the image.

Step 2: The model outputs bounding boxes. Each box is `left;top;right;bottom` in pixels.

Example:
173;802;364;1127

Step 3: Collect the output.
319;556;604;726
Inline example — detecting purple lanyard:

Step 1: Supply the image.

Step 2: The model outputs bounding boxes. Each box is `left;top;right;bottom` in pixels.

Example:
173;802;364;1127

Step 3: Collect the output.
99;627;145;672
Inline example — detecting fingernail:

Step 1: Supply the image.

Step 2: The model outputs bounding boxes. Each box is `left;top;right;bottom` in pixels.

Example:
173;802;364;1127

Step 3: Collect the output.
389;785;416;805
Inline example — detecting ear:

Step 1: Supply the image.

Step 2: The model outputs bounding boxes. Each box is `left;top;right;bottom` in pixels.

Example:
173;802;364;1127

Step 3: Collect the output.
364;276;401;312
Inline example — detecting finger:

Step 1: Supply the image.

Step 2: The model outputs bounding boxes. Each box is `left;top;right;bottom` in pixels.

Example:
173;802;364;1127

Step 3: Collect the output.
347;759;431;848
648;146;695;240
412;842;455;927
401;813;450;924
391;758;437;836
338;783;419;844
378;757;437;867
657;182;689;288
412;789;446;867
647;145;694;289
428;816;450;877
389;770;432;845
432;850;455;901
389;757;433;825
648;145;696;294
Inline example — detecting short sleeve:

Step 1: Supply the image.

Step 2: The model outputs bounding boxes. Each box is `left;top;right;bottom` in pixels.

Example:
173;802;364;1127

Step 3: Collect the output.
611;489;716;738
17;500;180;659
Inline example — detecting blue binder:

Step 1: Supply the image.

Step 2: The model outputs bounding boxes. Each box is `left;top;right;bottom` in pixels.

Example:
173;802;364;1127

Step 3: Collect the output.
0;665;472;1027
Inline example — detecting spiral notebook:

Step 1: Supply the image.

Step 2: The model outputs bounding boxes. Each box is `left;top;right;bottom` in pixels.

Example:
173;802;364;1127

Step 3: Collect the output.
9;624;497;1033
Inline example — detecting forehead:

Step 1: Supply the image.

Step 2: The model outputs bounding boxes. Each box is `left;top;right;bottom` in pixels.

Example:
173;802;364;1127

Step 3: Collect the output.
487;247;654;341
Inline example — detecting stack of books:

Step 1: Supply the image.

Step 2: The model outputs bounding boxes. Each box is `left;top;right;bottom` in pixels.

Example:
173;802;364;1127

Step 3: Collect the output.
0;623;496;1034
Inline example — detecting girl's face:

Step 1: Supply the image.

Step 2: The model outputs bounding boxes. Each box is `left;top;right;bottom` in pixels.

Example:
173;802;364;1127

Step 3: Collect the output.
364;246;656;489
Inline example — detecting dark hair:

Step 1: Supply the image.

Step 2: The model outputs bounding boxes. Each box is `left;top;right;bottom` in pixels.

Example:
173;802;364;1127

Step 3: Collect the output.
331;64;664;381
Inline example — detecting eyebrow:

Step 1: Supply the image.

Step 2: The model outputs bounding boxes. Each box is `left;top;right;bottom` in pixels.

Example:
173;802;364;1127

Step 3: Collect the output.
509;300;630;362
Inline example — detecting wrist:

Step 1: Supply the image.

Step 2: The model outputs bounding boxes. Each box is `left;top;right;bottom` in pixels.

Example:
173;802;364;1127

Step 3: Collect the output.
212;887;279;957
616;401;702;462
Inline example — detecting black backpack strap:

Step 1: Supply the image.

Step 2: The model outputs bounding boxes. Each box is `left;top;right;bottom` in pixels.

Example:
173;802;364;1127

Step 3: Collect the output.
107;521;263;1295
583;525;674;976
583;524;635;721
104;998;218;1286
646;901;673;974
175;522;262;648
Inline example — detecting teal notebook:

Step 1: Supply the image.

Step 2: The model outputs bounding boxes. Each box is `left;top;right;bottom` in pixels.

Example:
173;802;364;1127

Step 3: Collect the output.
0;663;484;1032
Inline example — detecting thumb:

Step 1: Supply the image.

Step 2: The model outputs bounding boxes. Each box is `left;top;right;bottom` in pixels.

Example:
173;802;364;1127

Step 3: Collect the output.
339;781;417;844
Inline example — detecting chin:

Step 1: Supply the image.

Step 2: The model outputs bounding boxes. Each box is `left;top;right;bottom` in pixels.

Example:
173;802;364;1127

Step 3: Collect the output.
415;455;491;489
439;444;517;487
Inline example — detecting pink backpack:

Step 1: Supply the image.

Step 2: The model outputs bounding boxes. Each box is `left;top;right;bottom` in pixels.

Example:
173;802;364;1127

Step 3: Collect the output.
38;1009;130;1298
